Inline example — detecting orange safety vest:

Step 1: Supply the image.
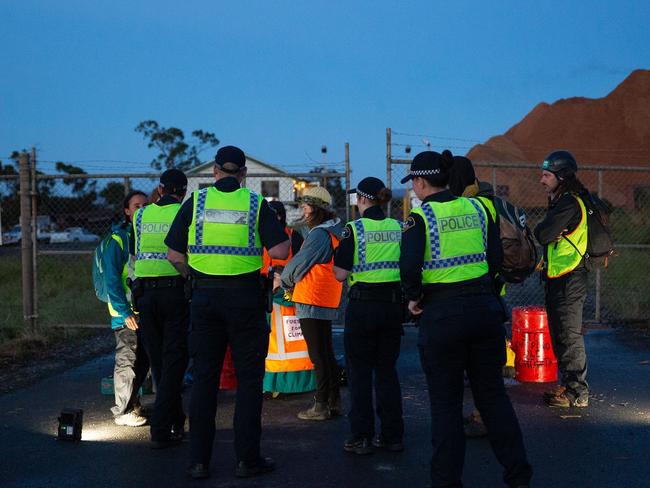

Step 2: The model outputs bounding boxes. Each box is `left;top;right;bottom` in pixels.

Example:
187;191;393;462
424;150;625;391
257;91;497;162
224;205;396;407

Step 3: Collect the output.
266;301;314;372
261;227;294;276
292;232;342;309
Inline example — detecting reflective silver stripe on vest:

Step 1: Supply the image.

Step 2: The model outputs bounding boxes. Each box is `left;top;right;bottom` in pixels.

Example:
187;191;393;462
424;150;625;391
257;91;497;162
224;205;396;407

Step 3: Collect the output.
421;200;487;270
266;303;310;361
351;219;399;273
189;189;262;256
136;252;167;261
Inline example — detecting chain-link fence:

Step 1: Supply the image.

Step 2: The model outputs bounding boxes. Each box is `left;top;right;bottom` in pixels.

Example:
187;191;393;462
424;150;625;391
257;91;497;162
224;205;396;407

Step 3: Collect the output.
1;162;350;330
387;132;650;325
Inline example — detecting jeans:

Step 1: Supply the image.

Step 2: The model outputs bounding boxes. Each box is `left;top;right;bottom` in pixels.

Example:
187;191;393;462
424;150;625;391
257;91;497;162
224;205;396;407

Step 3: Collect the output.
111;327;149;417
545;267;589;400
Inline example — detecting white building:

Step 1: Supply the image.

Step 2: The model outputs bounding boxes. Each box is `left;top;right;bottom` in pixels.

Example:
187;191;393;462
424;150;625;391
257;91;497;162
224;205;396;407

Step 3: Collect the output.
186;154;305;224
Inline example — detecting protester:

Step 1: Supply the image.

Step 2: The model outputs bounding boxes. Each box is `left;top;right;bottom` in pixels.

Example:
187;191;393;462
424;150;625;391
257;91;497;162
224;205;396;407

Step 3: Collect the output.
281;186;343;421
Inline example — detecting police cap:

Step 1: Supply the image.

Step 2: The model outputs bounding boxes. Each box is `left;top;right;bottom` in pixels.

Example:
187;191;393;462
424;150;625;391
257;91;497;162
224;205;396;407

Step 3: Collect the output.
160;168;188;195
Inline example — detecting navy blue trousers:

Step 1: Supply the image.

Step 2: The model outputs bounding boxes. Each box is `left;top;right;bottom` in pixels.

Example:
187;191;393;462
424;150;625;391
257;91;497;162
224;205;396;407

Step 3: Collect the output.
188;285;269;466
344;298;404;442
418;292;532;488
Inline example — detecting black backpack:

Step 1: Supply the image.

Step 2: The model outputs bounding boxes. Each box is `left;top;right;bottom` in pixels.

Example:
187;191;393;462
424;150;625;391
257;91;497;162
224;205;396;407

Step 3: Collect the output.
476;196;538;284
563;193;614;270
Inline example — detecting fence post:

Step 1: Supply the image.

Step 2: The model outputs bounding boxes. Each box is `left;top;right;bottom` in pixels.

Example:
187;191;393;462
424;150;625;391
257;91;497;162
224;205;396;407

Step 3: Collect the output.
30;147;38;326
386;128;392;217
124;176;131;195
595;170;603;323
491;166;497;193
19;152;35;331
344;142;351;222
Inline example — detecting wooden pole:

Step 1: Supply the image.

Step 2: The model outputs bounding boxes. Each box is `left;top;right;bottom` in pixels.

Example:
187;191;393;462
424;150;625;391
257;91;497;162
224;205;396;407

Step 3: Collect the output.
30;147;38;326
19;152;35;330
386;128;392;217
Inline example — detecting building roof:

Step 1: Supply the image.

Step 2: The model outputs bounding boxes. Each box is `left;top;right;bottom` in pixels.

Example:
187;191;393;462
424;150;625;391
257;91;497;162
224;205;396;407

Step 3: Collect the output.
187;153;288;176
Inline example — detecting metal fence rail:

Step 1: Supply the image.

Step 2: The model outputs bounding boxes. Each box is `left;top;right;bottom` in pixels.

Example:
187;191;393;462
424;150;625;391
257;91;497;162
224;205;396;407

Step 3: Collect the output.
386;128;650;325
1;156;351;329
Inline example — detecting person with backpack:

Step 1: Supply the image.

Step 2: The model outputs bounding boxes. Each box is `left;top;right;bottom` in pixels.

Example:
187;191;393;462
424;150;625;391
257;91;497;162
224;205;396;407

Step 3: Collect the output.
130;169;189;448
535;150;592;408
400;150;532;488
100;190;150;426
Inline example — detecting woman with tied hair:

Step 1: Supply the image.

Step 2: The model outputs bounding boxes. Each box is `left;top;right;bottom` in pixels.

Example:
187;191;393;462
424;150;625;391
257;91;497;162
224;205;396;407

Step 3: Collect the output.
281;186;344;421
333;176;405;455
400;150;532;487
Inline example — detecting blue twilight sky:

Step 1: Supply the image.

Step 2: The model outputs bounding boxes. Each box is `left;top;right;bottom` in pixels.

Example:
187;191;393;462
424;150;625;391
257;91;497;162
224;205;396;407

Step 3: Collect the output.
1;0;649;183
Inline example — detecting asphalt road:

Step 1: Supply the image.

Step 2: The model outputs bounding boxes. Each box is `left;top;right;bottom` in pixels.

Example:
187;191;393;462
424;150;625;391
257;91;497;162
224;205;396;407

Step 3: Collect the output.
1;327;649;488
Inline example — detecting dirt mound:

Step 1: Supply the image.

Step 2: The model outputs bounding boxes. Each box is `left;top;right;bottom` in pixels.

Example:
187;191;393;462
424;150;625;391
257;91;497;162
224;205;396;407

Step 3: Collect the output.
468;69;650;165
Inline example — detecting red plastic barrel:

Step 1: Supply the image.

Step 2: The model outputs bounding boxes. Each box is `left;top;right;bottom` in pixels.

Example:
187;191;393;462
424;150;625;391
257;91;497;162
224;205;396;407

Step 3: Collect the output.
219;346;237;390
511;306;558;383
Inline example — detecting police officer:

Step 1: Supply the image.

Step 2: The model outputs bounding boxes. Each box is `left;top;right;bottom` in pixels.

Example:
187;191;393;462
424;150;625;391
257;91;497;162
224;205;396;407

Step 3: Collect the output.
400;150;532;488
535;150;590;408
131;169;189;448
332;177;404;455
165;146;289;480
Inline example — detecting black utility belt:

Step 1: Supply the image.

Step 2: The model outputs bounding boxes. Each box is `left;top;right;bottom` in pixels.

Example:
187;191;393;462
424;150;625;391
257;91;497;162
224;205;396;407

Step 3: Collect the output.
192;278;260;290
348;287;402;303
423;282;493;301
139;276;185;289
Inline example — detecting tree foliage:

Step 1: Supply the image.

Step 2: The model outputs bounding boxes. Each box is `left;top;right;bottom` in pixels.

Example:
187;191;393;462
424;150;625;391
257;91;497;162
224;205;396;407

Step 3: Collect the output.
135;120;220;171
55;161;97;197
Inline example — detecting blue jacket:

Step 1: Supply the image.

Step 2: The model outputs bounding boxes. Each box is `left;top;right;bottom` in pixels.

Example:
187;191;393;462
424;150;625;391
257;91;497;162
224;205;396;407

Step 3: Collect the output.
103;222;133;328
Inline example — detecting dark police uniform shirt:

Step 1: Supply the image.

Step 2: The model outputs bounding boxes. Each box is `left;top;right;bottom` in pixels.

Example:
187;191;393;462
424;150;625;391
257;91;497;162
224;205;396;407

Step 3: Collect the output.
334;205;401;290
129;194;179;256
165;177;289;279
400;189;503;301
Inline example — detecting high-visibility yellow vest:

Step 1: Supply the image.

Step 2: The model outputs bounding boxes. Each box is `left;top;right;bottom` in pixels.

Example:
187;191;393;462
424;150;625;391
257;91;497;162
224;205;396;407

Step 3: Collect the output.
348;217;401;285
133;203;181;277
411;197;489;284
266;301;314;373
475;196;497;222
187;187;262;276
546;194;588;279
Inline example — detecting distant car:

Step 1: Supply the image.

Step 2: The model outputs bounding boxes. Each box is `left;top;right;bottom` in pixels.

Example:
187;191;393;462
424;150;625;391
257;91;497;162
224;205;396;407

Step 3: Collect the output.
1;224;51;245
49;227;100;244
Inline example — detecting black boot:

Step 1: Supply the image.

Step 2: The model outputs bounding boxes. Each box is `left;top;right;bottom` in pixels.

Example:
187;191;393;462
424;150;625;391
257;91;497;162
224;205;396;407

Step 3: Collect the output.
297;399;331;421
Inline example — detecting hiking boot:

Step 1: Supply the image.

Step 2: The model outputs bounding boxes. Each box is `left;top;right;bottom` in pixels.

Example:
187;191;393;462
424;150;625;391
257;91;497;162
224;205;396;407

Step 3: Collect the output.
544;391;571;408
464;411;488;438
372;434;404;452
297;400;331;421
114;411;148;427
344;436;373;455
543;385;566;400
573;395;589;408
187;463;210;479
235;457;275;478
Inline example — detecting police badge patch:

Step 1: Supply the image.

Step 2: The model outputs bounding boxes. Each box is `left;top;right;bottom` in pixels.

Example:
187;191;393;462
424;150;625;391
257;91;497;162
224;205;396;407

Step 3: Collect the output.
402;216;416;232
